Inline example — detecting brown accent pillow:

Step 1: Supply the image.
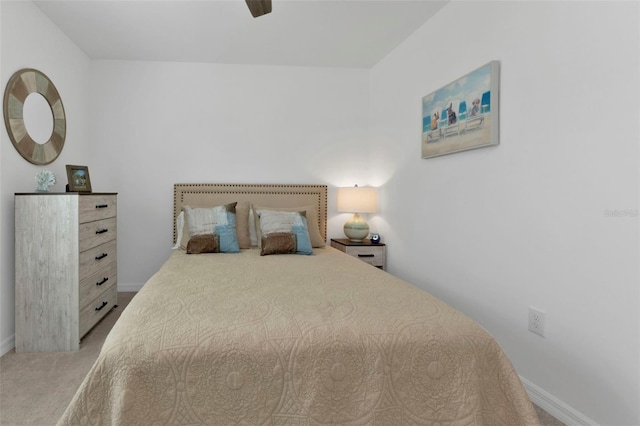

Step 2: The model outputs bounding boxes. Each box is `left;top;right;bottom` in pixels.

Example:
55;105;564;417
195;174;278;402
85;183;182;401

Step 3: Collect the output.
260;232;296;256
186;234;218;254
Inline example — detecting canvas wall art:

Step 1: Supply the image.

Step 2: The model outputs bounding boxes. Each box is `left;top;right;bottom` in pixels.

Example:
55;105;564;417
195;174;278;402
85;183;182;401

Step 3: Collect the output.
422;60;500;159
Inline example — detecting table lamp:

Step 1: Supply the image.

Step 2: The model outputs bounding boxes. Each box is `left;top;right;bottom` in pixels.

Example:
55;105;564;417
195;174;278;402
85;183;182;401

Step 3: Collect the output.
337;185;377;242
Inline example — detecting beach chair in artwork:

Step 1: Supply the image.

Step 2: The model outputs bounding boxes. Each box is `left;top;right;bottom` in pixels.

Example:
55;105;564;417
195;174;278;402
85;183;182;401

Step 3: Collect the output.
480;91;491;114
425;109;447;143
458;101;468;132
425;112;442;143
441;104;461;139
465;97;485;131
438;108;448;131
458;101;468;122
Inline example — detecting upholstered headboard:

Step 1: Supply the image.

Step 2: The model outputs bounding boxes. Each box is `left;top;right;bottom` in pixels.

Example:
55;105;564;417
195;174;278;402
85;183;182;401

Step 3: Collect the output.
173;183;328;244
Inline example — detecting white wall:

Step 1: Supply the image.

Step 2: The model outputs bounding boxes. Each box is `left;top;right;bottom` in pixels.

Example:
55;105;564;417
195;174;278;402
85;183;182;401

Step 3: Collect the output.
368;1;639;425
0;1;92;355
88;60;371;288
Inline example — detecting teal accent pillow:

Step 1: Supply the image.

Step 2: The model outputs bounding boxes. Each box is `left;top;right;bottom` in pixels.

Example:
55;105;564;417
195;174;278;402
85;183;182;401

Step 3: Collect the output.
292;221;313;255
226;211;236;226
215;224;240;253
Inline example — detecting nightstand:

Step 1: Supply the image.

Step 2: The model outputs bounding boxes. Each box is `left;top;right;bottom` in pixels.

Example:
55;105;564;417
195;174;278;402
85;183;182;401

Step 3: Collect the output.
330;238;386;270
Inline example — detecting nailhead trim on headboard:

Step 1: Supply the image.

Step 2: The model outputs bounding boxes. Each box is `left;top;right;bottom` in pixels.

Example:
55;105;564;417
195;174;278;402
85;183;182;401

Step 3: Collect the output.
173;183;328;245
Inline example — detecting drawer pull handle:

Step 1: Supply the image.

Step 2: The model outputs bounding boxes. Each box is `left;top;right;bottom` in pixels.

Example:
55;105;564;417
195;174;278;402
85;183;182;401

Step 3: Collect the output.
96;229;108;234
357;254;375;258
95;204;109;209
95;301;108;311
95;253;108;260
96;277;109;286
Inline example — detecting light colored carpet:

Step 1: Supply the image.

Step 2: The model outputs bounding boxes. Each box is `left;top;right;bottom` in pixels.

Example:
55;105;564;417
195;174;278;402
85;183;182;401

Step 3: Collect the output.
0;292;564;426
534;405;566;426
0;292;135;426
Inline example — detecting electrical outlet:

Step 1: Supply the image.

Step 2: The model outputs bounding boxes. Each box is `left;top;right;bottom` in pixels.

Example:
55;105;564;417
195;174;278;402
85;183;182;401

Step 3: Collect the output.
528;307;546;337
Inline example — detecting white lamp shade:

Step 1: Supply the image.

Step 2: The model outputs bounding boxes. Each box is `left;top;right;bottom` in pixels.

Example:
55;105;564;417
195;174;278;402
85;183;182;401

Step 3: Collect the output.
337;186;377;213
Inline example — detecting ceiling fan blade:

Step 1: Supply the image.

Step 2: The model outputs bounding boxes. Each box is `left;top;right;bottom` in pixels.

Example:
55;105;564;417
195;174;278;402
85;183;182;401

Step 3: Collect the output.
245;0;272;18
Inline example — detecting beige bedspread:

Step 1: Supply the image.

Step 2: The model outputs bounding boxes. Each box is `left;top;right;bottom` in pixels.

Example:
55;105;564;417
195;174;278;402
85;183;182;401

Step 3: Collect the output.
58;247;539;425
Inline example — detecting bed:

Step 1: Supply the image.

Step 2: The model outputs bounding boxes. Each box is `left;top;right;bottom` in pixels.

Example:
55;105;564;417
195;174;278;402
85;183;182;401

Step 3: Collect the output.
58;183;539;425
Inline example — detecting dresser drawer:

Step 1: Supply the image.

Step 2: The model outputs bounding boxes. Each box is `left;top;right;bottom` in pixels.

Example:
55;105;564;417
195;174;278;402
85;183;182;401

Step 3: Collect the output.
80;261;117;310
79;285;117;338
79;217;116;252
79;239;117;281
79;195;117;223
343;245;385;267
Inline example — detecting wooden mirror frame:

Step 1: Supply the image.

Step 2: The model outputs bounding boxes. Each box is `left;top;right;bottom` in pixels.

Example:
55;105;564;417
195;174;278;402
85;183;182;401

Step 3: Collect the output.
3;68;66;165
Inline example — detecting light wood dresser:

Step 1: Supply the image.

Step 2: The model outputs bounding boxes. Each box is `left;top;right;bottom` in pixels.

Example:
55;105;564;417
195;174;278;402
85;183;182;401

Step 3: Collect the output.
15;193;118;352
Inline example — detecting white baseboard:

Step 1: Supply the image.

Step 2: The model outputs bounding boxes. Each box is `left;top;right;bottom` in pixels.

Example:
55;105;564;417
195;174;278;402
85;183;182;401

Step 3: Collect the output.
117;283;144;292
0;334;15;357
520;376;598;426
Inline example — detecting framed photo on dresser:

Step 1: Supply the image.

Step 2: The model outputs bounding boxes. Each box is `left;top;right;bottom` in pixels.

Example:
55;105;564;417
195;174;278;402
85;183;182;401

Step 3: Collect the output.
65;164;92;192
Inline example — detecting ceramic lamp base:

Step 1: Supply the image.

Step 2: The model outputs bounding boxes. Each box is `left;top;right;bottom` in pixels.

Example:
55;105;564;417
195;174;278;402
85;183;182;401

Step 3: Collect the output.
344;212;369;242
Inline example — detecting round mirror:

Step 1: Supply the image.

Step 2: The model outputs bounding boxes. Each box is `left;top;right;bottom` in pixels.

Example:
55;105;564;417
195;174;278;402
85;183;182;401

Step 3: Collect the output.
23;93;54;144
3;68;66;165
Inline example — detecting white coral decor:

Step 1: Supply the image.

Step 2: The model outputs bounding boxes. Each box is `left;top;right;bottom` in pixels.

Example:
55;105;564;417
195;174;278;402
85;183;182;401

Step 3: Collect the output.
35;170;56;192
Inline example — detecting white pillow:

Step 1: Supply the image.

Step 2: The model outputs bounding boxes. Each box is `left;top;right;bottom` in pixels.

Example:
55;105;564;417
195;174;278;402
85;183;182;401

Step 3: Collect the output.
256;209;306;236
172;211;185;250
184;205;230;236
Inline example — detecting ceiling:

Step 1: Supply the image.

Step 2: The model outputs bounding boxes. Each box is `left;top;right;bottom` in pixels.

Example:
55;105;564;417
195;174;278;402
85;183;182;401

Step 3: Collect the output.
34;0;447;68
